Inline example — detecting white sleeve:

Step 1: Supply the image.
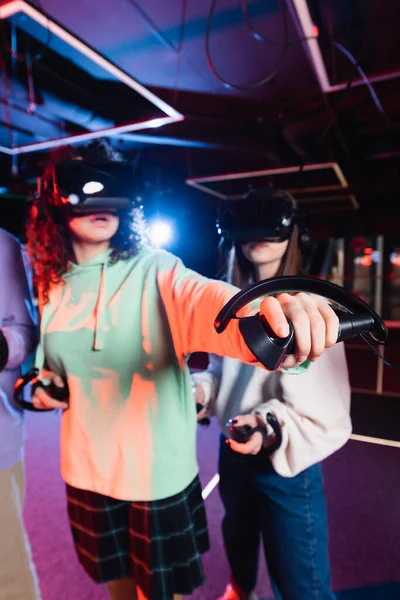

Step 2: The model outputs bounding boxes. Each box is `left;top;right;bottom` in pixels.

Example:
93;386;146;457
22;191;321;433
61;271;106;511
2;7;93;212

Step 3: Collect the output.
253;343;352;477
191;354;223;416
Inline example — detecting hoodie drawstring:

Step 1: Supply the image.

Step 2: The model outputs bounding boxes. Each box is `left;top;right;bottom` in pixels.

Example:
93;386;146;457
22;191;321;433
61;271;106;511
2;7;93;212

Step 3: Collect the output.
94;263;106;351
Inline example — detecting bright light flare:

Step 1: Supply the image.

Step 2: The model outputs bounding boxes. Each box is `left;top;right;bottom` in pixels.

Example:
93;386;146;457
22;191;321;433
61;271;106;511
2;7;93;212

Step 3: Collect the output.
148;220;173;248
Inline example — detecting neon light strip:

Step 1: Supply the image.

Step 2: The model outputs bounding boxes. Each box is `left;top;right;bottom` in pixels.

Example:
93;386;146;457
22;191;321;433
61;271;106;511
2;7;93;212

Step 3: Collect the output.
331;163;348;188
0;0;183;153
186;162;359;208
186;162;341;185
350;434;400;449
290;0;400;93
289;0;331;91
0;145;13;155
187;182;227;200
295;193;358;206
385;321;400;329
286;184;344;193
6;117;177;155
201;474;220;499
328;71;400;92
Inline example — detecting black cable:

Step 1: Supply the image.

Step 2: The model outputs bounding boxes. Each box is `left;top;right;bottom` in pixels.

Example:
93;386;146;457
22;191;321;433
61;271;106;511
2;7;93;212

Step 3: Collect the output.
205;0;290;90
241;0;316;45
314;42;398;154
361;333;400;372
311;0;390;153
333;41;398;129
341;0;385;90
125;0;180;53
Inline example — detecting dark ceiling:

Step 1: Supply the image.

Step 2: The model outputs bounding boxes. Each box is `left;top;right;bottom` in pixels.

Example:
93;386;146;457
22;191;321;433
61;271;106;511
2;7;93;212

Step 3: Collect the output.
0;0;399;245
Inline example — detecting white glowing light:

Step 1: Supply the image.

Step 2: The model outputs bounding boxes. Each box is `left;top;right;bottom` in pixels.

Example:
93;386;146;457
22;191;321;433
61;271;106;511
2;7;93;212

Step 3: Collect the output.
149;220;173;247
68;194;80;205
145;118;170;129
83;181;104;194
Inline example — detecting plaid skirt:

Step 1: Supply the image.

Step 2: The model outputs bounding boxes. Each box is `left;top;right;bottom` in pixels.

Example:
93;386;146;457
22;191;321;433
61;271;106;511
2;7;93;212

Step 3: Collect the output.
66;476;209;599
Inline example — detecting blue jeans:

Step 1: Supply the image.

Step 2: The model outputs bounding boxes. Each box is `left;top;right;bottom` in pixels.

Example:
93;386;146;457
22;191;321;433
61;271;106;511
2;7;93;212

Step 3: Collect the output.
218;436;336;600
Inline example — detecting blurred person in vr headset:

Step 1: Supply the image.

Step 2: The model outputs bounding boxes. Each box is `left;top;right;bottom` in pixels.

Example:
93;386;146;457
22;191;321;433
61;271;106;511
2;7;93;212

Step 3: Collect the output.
192;188;351;600
0;227;40;600
25;142;340;600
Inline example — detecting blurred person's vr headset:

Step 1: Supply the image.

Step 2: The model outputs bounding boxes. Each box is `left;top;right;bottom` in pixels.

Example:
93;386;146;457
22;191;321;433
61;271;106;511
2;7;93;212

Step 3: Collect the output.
37;160;144;214
216;188;310;246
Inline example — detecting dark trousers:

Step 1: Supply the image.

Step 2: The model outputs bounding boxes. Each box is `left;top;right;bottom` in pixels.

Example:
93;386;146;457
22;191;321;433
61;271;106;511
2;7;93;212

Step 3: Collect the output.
218;435;336;600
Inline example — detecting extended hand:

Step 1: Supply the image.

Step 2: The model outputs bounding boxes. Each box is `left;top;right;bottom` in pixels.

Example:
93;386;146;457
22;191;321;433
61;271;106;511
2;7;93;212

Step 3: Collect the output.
226;414;265;455
259;293;339;369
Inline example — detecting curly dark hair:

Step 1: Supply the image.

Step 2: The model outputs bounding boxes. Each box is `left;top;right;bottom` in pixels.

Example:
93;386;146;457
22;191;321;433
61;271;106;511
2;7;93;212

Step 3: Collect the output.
26;141;147;302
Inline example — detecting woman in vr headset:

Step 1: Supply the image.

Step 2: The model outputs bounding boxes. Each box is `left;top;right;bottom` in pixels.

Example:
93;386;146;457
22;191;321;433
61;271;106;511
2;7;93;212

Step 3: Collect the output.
193;189;351;600
25;144;340;600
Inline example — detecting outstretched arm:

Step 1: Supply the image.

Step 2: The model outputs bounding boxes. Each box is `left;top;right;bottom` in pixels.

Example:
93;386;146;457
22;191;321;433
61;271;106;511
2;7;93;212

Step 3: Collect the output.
157;254;339;370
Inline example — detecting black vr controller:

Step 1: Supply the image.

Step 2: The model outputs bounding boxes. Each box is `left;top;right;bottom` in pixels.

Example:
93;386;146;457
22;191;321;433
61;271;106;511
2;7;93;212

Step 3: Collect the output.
215;276;387;372
14;368;69;412
196;402;211;426
227;412;283;449
215;276;388;445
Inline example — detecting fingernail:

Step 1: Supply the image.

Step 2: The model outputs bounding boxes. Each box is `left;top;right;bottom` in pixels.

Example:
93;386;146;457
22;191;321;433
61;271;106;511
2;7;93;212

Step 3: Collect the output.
297;355;307;364
225;439;230;445
277;323;290;337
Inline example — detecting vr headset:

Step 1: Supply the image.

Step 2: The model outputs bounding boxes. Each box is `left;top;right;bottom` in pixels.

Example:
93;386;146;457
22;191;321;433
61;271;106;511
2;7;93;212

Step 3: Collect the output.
216;188;302;243
39;160;143;214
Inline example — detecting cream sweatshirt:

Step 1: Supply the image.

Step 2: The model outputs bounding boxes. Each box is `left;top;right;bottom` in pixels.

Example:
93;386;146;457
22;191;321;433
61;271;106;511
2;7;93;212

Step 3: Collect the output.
192;343;352;477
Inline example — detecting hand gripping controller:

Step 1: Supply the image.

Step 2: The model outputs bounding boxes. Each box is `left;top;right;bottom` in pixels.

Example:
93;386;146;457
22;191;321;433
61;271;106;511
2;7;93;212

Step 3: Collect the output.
216;276;388;446
227;413;283;449
14;368;69;412
215;276;387;372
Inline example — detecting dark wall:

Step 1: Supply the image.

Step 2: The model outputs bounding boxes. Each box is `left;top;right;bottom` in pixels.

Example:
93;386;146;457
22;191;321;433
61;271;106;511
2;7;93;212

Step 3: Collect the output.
0;196;29;241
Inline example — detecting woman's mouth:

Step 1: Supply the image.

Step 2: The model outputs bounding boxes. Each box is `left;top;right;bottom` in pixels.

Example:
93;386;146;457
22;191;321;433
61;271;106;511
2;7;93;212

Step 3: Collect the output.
89;213;112;225
248;241;270;250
